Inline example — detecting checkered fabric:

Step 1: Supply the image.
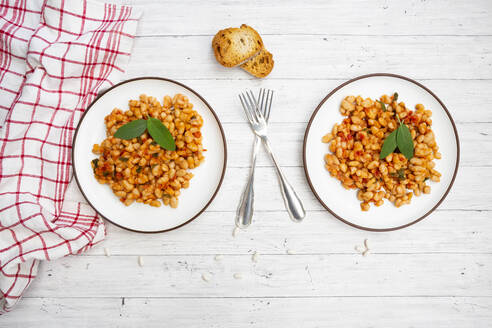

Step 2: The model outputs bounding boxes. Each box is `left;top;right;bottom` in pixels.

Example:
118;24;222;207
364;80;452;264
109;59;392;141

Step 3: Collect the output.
0;0;140;313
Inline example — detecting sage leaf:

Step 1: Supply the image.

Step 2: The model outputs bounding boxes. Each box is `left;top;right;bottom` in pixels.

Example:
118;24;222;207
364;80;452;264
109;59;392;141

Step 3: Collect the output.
393;92;398;103
147;117;176;151
378;100;387;112
379;129;398;159
395;113;402;125
390;168;406;180
114;119;147;140
396;123;414;160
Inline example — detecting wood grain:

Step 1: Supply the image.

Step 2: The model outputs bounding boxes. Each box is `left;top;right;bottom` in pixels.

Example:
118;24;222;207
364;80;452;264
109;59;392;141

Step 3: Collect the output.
126;35;492;80
115;0;492;36
5;0;492;326
80;210;492;256
223;122;489;167
207;166;491;212
111;79;492;123
25;254;491;297
9;297;492;328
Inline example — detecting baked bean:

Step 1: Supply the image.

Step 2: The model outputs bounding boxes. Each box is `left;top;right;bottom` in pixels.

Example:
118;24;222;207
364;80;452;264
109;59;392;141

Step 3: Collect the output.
91;93;204;208
320;94;442;210
322;133;333;143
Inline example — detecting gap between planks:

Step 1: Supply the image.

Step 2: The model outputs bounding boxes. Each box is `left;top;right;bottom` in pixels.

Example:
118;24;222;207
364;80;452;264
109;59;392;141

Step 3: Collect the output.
126;77;492;81
79;252;492;257
135;34;492;38
20;295;492;299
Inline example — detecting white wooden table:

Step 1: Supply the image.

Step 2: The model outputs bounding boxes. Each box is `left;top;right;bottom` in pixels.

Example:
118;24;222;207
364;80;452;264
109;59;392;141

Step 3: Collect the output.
4;1;492;326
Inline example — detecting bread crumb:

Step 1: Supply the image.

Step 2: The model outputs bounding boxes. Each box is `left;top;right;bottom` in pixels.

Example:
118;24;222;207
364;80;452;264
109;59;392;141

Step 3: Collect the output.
138;256;144;267
201;273;211;282
286;249;295;255
233;273;242;279
364;239;370;250
214;254;223;261
104;247;110;257
354;245;363;253
252;251;258;263
232;227;239;237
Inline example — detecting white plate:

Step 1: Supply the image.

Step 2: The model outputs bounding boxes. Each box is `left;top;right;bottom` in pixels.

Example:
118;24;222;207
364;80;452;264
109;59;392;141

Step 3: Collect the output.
303;74;459;231
73;77;227;233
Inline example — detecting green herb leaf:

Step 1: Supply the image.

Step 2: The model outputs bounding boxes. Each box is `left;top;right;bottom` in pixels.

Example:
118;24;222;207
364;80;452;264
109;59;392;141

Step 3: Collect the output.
393;92;398;103
114;119;147;140
152;153;159;158
390;169;405;180
397;168;406;180
396;123;414;160
378;100;387;112
379;129;398;159
146;118;176;151
91;158;99;169
136;166;142;173
119;157;129;162
395;113;402;125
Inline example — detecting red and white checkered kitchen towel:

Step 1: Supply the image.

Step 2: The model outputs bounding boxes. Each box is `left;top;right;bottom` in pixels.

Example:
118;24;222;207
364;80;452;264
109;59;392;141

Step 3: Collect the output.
0;0;140;312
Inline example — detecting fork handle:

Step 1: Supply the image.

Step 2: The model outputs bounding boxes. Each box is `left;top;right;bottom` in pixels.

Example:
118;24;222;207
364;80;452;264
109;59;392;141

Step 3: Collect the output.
235;136;261;228
262;138;306;222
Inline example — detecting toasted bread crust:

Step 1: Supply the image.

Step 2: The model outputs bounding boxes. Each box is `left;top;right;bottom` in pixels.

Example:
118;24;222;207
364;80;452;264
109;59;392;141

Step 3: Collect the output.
240;49;274;78
212;24;263;67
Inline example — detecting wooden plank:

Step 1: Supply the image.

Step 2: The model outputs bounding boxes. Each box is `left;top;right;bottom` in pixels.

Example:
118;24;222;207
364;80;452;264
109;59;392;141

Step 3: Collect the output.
4;0;491;325
82;210;492;256
111;0;492;36
125;35;492;79
110;79;492;124
205;166;491;212
6;296;492;328
25;254;491;297
224;122;490;167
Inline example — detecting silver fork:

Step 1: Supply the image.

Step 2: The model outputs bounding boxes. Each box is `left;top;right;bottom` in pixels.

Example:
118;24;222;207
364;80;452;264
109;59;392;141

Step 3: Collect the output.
238;89;306;223
235;89;272;228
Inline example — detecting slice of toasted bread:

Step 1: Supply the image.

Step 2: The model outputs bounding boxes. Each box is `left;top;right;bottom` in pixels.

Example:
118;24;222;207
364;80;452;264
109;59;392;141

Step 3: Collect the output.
212;24;263;67
240;49;274;78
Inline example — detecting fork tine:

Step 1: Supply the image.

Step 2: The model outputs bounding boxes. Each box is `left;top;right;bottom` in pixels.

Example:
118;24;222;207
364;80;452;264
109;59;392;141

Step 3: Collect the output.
265;89;273;121
257;89;263;109
254;90;265;121
262;89;268;119
239;94;254;125
259;88;266;117
246;90;261;122
244;91;259;124
247;90;258;113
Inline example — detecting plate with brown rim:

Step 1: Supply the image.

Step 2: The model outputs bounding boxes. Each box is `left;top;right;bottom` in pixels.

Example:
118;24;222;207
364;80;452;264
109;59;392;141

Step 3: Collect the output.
73;77;227;233
303;73;459;231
